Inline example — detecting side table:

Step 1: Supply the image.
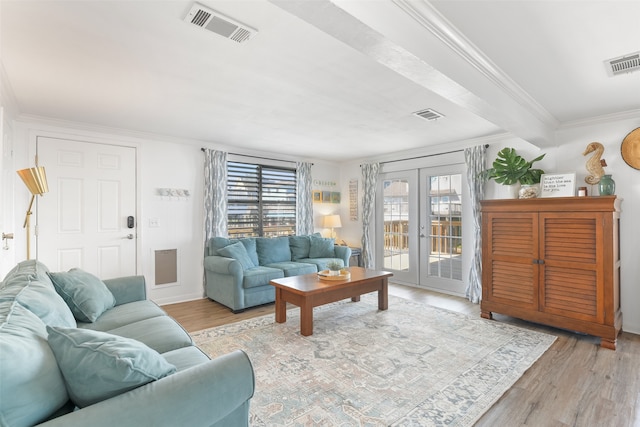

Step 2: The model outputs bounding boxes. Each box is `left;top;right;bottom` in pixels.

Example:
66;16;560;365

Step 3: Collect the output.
348;247;362;267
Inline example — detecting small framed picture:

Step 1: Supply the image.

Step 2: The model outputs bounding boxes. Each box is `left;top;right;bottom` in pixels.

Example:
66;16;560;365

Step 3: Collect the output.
322;191;332;203
331;192;341;203
540;173;576;198
312;190;321;203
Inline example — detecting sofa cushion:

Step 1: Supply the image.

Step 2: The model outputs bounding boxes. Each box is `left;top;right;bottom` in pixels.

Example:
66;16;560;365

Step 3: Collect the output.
242;266;284;289
161;346;211;372
264;261;317;277
256;237;291;265
77;300;166;332
1;259;50;287
218;241;255;270
208;236;232;256
48;269;117;322
46;326;177;408
309;236;336;258
0;275;76;329
0;301;69;427
299;258;345;271
289;235;311;261
100;316;193;354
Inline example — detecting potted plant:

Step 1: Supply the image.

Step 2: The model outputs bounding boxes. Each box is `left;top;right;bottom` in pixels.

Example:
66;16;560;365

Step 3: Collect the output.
481;148;545;198
326;261;343;276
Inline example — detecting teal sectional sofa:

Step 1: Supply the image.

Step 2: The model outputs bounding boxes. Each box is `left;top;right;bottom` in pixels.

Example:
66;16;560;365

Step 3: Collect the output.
204;234;351;312
0;260;254;427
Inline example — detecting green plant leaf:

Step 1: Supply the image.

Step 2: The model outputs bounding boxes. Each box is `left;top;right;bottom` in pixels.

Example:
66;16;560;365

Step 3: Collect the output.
481;148;545;185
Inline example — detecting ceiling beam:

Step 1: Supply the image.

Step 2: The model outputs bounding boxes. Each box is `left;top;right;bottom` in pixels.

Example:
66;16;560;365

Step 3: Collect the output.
270;0;557;148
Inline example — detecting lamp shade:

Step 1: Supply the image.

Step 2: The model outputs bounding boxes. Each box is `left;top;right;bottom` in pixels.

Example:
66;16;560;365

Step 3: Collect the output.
17;166;49;195
323;214;342;229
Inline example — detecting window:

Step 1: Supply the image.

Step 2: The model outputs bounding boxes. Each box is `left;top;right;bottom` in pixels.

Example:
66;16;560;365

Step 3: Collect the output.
227;161;296;238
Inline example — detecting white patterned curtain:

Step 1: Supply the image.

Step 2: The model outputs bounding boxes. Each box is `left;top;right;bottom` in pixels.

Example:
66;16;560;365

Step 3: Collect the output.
296;162;314;235
464;145;487;303
361;163;380;268
204;149;228;244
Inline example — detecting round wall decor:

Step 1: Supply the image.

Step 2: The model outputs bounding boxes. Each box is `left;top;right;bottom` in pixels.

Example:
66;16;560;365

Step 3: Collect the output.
621;127;640;170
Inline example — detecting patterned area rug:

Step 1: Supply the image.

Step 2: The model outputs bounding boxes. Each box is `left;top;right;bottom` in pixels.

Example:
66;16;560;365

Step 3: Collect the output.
192;294;556;426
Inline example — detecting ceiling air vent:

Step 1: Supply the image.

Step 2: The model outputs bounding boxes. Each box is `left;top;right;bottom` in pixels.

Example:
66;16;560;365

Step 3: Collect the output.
605;51;640;76
413;108;444;121
184;3;257;44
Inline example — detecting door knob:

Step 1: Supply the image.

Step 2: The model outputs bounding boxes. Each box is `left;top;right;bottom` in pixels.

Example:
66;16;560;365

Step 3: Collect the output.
126;234;134;240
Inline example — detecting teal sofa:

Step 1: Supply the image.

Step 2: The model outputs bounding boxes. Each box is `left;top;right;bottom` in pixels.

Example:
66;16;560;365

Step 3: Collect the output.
0;260;255;427
204;235;351;313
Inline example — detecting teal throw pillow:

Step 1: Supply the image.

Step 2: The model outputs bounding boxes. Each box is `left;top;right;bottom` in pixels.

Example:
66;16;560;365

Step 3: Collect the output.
48;269;116;323
217;241;255;270
46;326;176;408
256;237;291;265
309;236;336;258
237;238;259;266
289;236;311;261
0;302;69;427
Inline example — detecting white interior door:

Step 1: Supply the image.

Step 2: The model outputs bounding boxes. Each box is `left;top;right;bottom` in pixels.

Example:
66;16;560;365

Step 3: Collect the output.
36;137;137;279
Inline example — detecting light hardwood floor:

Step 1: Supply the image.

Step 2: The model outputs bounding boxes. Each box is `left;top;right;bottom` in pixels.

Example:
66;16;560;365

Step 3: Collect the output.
163;284;640;426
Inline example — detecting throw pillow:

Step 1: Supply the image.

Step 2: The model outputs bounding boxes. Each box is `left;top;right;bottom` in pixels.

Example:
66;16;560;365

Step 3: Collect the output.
217;241;255;270
46;326;176;408
309;236;336;258
48;269;116;323
289;235;311;261
256;237;291;265
0;302;69;427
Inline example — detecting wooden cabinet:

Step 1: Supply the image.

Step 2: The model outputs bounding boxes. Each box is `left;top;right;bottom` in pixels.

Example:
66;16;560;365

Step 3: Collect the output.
480;196;622;349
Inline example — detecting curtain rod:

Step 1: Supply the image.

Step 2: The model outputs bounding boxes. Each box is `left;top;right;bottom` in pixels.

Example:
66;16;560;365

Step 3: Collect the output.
200;148;313;165
362;144;489;166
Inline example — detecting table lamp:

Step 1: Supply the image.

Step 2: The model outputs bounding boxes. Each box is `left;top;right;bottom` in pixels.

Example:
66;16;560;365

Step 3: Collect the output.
323;214;342;239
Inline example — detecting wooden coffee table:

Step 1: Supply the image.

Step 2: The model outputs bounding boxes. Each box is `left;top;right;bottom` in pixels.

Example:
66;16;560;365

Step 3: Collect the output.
269;267;393;336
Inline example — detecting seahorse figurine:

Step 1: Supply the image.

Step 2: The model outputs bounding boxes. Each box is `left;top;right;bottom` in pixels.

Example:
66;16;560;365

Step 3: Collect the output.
583;142;605;185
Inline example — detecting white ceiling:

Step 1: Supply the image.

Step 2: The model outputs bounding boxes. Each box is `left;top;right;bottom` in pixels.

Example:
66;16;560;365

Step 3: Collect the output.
1;0;639;162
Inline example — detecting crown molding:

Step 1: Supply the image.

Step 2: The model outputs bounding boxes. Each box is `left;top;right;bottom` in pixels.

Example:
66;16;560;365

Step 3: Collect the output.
392;0;558;129
558;109;640;130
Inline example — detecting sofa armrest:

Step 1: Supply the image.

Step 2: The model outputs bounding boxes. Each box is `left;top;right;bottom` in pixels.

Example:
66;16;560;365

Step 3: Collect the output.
102;276;147;305
334;246;352;266
204;255;243;277
37;350;255;427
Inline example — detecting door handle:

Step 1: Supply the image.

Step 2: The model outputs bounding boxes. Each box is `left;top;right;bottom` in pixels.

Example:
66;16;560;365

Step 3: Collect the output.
419;234;426;238
126;234;134;240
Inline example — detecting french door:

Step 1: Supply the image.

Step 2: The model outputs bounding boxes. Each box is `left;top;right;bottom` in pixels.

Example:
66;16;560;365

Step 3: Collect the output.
378;170;418;284
419;165;465;295
378;164;465;295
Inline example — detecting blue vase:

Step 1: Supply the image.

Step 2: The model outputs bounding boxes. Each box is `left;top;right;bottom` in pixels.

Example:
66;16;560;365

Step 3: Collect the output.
599;174;615;195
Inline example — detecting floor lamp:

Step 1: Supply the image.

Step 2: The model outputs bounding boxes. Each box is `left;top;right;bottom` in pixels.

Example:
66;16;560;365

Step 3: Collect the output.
17;166;49;260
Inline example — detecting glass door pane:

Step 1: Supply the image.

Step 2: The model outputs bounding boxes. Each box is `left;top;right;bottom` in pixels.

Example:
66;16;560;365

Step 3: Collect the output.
377;170;418;284
383;178;410;271
428;173;462;281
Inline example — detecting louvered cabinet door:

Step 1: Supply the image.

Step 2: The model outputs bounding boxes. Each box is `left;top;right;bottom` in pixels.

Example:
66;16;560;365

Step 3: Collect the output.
482;212;539;314
539;214;603;323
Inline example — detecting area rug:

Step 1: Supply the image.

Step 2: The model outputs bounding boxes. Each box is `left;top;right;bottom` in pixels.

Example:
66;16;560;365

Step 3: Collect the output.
191;294;556;426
